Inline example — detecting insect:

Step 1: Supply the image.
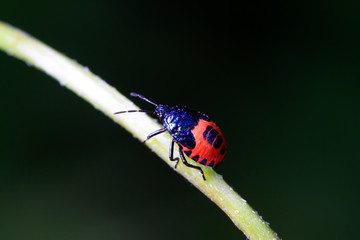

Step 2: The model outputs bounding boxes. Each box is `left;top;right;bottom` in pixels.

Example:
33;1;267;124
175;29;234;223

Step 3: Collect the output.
114;93;227;180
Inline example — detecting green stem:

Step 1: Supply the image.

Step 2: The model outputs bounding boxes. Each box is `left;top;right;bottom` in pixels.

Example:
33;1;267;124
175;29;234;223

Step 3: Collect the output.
0;21;280;240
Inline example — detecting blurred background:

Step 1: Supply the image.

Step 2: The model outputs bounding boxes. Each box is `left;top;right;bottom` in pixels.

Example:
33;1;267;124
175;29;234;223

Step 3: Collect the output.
1;1;359;239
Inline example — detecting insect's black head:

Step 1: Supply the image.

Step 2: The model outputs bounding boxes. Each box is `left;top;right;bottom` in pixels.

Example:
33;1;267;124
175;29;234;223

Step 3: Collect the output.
154;104;172;122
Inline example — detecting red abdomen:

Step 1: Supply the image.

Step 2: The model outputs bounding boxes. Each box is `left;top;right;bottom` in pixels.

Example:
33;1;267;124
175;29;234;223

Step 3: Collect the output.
180;119;226;167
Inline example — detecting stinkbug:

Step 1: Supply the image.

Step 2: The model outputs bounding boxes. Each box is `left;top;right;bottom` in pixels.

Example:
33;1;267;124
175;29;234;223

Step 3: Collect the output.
115;93;227;180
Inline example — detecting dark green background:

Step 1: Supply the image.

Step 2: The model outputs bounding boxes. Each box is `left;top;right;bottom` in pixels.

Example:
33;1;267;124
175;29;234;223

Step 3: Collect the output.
1;1;359;239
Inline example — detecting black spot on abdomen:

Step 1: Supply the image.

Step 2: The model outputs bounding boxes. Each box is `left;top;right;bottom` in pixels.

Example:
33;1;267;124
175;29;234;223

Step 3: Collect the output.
207;129;219;144
208;161;215;167
220;146;226;155
199;158;208;165
203;126;213;139
192;155;199;161
213;136;223;149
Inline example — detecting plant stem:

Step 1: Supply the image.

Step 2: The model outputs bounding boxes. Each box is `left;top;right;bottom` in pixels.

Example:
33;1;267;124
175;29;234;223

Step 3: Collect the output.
0;21;280;240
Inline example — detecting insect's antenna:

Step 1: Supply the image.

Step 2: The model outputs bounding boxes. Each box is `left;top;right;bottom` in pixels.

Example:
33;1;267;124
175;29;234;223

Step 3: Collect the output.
114;110;154;115
130;92;158;106
114;93;158;115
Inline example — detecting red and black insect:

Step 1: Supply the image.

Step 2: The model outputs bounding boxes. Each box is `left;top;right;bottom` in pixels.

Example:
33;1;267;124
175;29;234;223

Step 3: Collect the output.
115;93;227;180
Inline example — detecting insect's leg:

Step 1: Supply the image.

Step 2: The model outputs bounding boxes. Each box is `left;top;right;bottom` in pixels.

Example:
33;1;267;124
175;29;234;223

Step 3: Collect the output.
143;127;167;143
178;147;206;181
169;138;179;168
